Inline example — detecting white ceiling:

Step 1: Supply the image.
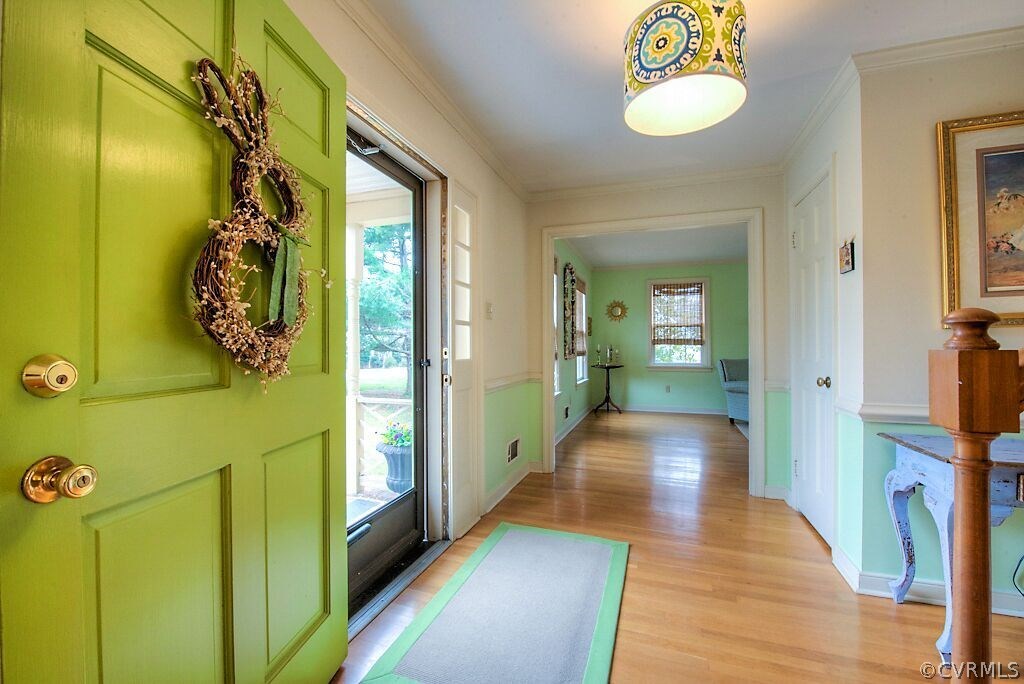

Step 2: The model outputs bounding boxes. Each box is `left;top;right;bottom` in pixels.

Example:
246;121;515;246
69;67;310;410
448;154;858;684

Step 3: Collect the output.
365;1;1024;194
566;224;747;268
346;151;402;195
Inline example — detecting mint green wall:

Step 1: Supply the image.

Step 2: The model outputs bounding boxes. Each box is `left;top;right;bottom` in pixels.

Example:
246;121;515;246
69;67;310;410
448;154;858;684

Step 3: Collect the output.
836;411;865;568
483;381;542;496
587;262;748;413
765;390;792;490
554;240;593;436
838;414;1024;593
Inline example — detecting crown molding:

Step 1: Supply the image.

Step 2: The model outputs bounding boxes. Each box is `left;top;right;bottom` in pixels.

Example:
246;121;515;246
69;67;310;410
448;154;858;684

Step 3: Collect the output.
330;0;528;201
527;164;783;204
781;58;860;169
852;24;1024;73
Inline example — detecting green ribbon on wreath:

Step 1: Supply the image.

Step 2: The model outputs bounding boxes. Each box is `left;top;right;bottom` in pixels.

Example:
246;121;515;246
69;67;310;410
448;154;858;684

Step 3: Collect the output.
268;218;310;327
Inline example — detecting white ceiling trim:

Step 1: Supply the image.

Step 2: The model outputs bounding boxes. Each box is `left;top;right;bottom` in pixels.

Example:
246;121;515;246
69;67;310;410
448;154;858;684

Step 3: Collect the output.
852;24;1024;73
528;164;783;204
781;58;860;170
333;0;528;200
783;25;1024;172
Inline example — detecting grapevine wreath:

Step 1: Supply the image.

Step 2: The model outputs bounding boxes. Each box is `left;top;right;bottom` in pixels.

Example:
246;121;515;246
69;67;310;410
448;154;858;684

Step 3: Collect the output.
191;56;313;384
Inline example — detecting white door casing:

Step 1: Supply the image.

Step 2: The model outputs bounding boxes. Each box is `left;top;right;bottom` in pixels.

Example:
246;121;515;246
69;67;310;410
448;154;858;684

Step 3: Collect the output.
539;208;767;496
791;174;836;545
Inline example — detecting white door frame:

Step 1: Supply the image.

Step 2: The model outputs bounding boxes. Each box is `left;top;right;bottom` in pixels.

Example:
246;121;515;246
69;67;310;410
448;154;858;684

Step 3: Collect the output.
539;207;768;497
787;160;838;542
347;98;449;540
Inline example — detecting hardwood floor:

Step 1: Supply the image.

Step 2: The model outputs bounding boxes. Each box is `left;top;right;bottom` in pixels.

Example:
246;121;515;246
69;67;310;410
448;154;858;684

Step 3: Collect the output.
336;412;1023;682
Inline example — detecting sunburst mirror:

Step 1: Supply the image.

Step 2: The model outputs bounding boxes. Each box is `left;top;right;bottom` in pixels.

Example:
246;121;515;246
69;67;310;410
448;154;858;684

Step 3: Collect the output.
606;300;628;322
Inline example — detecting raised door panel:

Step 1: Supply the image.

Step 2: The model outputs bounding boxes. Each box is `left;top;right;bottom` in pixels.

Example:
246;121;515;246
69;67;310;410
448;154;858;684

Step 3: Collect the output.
82;470;230;682
263;432;330;677
81;51;230;401
264;27;328;153
87;0;228;94
288;171;330;374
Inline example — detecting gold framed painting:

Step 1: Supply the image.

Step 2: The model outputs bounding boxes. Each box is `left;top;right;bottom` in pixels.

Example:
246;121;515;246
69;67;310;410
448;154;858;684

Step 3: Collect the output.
939;109;1024;325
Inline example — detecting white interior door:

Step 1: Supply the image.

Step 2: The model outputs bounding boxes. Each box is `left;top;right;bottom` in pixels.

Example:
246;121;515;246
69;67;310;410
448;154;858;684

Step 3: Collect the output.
792;177;835;545
449;185;479;538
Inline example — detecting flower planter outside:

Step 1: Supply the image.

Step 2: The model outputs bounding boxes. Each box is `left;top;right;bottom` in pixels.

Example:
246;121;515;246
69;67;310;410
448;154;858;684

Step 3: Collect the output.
376;442;413;493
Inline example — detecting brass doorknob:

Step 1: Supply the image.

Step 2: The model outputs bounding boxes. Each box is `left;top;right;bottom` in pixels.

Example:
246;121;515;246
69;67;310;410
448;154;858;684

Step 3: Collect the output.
22;354;79;398
21;456;98;504
816;377;825;387
816;376;832;388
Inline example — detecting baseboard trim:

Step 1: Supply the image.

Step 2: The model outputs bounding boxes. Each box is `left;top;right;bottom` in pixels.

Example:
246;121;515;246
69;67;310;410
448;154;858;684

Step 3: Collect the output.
832;546;862;592
554;409;590;445
832;547;1024;617
482;463;531;514
763;485;790;501
621;405;728;416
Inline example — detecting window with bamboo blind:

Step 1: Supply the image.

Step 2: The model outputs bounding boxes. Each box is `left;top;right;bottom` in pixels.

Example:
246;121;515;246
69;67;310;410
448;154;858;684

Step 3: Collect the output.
649;278;709;367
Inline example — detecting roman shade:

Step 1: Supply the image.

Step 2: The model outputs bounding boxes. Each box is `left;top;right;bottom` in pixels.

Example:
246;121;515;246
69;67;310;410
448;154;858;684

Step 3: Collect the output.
651;281;704;346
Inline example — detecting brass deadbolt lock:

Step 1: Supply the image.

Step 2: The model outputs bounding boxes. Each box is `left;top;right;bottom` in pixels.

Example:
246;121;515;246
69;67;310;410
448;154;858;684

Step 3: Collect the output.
22;456;98;504
22;354;79;397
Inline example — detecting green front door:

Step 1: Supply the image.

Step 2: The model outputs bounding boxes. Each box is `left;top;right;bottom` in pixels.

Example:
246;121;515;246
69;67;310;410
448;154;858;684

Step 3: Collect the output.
0;1;347;681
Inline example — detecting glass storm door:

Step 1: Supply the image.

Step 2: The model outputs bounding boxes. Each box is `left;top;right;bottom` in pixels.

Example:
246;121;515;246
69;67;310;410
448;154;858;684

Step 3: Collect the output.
345;135;427;609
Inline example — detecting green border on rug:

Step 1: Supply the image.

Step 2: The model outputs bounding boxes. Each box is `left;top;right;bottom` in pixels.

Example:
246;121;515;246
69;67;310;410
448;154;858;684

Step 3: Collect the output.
361;522;630;683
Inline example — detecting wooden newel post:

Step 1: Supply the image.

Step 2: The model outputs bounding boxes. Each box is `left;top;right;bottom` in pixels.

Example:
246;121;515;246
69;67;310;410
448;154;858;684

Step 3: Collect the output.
929;308;1020;678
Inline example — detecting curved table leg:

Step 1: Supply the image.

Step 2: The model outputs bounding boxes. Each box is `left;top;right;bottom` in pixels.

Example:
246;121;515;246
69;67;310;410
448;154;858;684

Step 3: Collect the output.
885;468;920;603
923;490;954;665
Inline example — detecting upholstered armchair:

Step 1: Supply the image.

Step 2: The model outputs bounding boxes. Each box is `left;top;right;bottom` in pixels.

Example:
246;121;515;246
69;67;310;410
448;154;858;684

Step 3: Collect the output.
717;358;749;424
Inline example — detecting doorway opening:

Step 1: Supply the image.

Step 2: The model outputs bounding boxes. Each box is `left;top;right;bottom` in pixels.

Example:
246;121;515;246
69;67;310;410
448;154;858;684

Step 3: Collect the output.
541;208;766;495
550;224;751;490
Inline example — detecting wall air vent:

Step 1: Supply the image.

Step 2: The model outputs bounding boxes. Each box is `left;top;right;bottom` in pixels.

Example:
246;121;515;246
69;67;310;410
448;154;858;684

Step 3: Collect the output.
506;437;520;464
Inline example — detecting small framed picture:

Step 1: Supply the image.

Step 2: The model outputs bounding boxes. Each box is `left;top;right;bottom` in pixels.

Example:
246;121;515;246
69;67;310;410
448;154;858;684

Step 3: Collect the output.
839;241;855;274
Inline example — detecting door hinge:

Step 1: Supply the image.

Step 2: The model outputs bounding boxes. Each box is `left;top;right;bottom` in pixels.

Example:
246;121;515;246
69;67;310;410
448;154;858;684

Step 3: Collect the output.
791;231;797;249
418;358;431;368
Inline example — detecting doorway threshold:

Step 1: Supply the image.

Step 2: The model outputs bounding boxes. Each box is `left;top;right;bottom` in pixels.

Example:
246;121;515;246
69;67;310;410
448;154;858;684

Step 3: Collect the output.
348;539;451;640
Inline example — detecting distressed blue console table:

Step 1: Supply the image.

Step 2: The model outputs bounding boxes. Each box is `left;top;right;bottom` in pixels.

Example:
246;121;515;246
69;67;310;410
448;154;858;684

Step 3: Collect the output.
880;433;1024;663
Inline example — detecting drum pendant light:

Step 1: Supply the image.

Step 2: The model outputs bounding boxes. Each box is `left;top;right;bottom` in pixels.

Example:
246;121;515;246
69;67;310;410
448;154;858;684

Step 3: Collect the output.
624;0;748;136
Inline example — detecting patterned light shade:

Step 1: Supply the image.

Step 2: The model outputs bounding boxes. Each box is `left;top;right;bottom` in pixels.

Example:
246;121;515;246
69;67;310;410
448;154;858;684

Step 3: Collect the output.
624;0;748;136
